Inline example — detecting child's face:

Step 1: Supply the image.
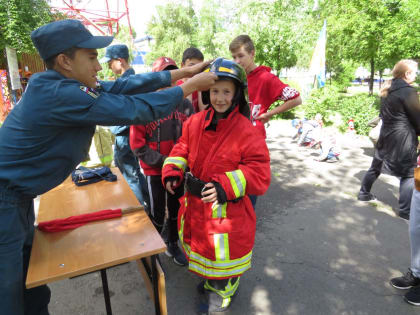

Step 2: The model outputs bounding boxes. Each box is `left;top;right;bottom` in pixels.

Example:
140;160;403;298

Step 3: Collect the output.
231;46;255;74
210;80;235;114
182;58;203;68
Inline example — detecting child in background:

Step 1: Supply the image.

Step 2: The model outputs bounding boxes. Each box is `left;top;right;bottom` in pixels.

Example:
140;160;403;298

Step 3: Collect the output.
130;57;194;266
177;47;205;112
315;131;340;163
163;58;271;313
297;114;323;147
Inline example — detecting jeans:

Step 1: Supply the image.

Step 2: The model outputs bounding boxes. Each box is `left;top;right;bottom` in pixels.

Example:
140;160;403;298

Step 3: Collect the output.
114;135;150;206
249;195;257;209
0;185;51;315
410;189;420;277
399;177;414;217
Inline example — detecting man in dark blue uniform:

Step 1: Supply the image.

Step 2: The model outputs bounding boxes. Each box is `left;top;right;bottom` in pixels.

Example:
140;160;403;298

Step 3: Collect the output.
100;44;150;208
0;19;216;315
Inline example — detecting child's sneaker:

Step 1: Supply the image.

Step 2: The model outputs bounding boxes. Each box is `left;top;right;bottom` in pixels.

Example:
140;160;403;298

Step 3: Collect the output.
390;269;420;289
165;242;188;266
405;287;420;306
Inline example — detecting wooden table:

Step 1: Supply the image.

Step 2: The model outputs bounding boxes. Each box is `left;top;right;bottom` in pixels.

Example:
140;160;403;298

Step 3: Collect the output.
26;168;167;315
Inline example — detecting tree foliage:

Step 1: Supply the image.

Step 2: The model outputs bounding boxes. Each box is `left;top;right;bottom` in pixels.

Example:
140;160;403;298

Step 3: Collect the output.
0;0;54;53
146;0;199;65
318;0;420;93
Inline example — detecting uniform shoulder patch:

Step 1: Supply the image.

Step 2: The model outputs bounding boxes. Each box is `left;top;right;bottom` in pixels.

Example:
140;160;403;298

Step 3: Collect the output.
79;85;99;99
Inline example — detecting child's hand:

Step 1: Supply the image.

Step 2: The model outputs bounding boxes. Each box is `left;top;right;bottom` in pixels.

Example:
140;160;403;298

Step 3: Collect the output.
256;113;271;124
166;180;177;195
201;183;217;203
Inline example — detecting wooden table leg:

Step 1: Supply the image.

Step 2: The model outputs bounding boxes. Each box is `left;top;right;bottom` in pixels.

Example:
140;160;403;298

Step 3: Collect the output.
137;257;167;315
100;269;113;315
151;255;161;315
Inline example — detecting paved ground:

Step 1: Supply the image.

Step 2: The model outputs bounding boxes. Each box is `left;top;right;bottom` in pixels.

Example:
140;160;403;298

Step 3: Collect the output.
47;120;417;315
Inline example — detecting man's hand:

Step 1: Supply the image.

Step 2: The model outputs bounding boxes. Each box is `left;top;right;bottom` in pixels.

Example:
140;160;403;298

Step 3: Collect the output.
169;60;212;82
201;183;218;203
180;72;217;97
166;180;177;195
184;60;212;77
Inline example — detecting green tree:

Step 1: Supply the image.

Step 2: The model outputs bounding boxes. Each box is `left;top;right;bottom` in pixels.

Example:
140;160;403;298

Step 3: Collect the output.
318;0;420;94
146;0;199;65
0;0;54;53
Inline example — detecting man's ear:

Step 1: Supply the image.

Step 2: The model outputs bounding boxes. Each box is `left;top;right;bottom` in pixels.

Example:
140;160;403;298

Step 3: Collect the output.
250;50;256;58
55;54;73;71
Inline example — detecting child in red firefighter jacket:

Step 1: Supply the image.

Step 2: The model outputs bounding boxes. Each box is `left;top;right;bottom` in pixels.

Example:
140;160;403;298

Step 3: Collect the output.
162;58;271;313
130;57;194;266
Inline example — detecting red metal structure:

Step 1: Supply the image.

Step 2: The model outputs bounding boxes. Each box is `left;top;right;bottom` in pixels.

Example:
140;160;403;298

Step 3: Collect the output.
50;0;133;38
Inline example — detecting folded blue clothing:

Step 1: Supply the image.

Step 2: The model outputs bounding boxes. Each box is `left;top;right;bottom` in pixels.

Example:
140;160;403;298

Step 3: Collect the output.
71;166;117;186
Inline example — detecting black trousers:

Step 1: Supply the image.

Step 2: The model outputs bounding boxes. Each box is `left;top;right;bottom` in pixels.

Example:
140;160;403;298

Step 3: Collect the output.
146;175;183;243
359;155;413;216
359;155;383;195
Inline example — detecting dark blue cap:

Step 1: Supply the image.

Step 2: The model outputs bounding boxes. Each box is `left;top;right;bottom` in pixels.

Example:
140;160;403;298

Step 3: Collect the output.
31;19;114;60
99;44;129;63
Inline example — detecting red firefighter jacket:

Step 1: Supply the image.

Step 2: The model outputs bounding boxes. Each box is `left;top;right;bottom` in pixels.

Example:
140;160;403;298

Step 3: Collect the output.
162;106;271;279
130;99;193;175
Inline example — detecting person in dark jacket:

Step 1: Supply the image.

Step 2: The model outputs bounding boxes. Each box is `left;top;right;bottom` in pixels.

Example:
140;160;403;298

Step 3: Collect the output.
100;44;150;208
358;59;419;220
130;57;194;266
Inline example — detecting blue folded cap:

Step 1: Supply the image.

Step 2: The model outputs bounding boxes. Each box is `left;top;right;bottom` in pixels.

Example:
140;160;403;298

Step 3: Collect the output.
99;44;129;63
31;19;114;60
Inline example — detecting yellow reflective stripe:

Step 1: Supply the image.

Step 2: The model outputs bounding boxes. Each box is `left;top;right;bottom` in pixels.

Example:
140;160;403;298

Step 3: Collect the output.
214;233;229;261
189;249;252;269
178;213;191;258
189;260;251;278
212;202;227;219
218;66;235;74
222;297;231;308
225;169;246;198
163;157;188;171
99;154;113;163
204;277;240;298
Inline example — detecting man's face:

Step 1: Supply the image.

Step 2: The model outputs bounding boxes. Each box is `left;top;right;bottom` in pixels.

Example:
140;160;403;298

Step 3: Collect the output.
66;48;102;88
108;58;123;75
231;46;255;74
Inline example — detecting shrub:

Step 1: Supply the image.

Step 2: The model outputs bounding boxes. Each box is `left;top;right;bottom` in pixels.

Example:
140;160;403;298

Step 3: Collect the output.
303;85;380;135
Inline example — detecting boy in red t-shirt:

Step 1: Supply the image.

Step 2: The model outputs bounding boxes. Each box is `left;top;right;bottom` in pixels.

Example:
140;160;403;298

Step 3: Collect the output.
229;34;302;139
176;47;205;112
230;34;302;207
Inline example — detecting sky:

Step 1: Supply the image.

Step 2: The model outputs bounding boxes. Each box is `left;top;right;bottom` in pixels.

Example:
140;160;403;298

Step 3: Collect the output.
49;0;167;38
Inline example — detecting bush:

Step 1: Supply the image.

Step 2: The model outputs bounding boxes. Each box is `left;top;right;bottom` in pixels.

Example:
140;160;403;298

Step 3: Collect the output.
303;85;380;135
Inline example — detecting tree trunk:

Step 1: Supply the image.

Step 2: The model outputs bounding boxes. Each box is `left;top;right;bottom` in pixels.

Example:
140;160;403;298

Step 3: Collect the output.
369;57;374;95
379;70;383;90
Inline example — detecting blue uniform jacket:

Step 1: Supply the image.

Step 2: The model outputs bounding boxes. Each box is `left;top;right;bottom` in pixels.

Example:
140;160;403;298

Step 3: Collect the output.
0;69;183;196
109;67;135;136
